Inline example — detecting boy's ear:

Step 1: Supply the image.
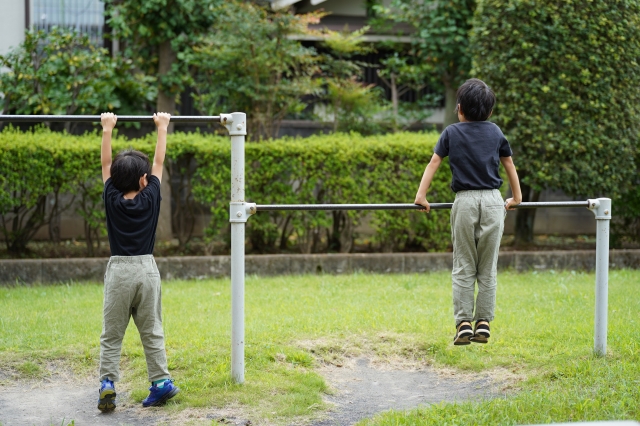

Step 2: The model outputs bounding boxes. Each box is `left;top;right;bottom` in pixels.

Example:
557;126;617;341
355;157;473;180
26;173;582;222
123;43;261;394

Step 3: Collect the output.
488;110;493;118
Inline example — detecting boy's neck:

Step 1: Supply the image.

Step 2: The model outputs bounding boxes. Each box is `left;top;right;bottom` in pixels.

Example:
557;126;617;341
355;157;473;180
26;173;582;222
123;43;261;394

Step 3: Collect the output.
123;190;141;200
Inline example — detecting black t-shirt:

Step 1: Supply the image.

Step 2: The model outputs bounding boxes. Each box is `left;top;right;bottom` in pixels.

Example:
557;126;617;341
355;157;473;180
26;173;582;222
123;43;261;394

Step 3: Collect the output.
434;121;513;193
103;175;162;256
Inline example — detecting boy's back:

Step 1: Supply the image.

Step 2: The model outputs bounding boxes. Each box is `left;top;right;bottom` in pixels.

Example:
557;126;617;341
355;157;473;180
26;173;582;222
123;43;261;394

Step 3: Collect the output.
103;175;161;256
435;121;512;193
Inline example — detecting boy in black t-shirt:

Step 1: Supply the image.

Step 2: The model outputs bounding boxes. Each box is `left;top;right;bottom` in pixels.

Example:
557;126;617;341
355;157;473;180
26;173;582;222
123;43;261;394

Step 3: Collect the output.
97;112;179;411
414;78;523;346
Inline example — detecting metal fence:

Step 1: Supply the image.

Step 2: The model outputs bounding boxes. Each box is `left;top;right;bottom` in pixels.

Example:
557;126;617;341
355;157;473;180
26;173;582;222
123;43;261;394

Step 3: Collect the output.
29;0;105;45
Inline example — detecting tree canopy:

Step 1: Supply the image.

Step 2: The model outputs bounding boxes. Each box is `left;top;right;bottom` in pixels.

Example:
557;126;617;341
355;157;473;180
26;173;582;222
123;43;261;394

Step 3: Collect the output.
0;28;152;120
105;0;223;121
377;0;476;127
472;0;640;243
186;2;322;140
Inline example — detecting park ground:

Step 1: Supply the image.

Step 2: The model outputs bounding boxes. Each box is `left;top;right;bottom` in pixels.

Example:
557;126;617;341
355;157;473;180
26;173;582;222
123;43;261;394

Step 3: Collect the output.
0;270;639;425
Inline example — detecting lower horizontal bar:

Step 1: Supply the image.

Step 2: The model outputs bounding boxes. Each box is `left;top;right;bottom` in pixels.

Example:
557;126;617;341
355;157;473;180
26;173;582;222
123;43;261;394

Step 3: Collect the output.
516;201;590;209
255;200;591;212
256;203;451;211
0;115;221;123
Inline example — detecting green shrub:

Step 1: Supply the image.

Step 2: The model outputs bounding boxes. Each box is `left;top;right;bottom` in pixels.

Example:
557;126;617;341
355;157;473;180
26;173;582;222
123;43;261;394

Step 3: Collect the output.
0;129;452;254
0;128;98;253
189;131;453;253
471;0;640;243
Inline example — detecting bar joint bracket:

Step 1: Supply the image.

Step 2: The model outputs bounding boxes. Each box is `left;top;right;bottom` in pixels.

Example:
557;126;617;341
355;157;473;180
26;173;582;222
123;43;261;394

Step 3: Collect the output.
221;112;247;136
587;198;612;220
230;202;256;223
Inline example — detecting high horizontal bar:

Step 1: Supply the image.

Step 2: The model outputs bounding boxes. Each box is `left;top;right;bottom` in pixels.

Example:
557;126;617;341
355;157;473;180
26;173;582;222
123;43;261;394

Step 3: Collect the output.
0;115;221;123
255;200;590;212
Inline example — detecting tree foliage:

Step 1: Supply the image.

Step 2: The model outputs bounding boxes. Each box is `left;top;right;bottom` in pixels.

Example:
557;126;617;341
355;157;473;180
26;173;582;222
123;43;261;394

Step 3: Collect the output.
186;2;322;140
377;52;439;131
105;0;222;118
472;0;640;243
316;27;389;135
0;28;153;120
376;0;476;126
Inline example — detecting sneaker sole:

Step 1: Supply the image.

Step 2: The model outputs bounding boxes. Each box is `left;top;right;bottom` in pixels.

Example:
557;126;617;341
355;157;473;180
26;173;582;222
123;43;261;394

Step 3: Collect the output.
454;331;473;345
98;389;116;411
470;332;490;344
143;387;180;407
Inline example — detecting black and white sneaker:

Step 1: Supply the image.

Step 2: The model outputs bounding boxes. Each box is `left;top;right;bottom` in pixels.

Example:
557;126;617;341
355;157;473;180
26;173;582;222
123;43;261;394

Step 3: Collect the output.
470;320;490;344
453;321;474;345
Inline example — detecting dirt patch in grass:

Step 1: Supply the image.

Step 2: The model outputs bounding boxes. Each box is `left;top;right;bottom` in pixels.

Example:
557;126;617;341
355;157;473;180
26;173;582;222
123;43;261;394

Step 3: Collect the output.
0;377;252;426
0;335;524;426
313;358;502;426
299;335;525;425
0;364;512;426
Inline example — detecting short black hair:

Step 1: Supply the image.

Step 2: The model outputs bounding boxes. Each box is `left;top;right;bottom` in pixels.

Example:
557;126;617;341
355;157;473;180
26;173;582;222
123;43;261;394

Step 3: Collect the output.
110;149;151;193
455;78;496;121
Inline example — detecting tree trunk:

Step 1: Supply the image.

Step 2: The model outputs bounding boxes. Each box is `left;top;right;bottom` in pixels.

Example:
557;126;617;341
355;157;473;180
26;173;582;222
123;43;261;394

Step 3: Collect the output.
514;183;541;245
48;191;61;244
156;40;176;242
9;196;47;254
390;73;398;132
85;220;94;257
157;40;177;132
443;83;458;128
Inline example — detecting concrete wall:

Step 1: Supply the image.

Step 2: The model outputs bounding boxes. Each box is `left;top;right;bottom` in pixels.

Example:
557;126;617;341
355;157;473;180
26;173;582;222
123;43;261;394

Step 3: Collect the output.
1;250;639;284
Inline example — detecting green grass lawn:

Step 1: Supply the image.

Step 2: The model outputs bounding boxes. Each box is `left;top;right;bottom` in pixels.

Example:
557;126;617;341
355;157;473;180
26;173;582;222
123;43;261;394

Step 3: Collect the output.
0;270;639;425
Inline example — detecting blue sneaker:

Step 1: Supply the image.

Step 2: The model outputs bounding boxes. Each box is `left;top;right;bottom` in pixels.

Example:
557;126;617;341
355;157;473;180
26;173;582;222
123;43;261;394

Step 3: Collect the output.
142;379;180;407
98;379;116;411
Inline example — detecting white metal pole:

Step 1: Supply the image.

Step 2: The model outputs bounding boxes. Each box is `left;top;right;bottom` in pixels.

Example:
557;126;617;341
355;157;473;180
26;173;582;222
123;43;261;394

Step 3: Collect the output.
222;112;248;383
588;198;611;356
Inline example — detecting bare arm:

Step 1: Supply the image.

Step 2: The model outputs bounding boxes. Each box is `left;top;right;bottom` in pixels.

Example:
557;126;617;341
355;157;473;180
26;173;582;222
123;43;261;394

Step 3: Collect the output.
151;112;171;182
414;153;443;213
101;113;117;183
500;156;522;210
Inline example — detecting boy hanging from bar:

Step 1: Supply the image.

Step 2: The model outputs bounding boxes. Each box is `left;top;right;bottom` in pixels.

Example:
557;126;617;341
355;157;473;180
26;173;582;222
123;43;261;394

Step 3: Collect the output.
414;78;523;345
97;112;179;411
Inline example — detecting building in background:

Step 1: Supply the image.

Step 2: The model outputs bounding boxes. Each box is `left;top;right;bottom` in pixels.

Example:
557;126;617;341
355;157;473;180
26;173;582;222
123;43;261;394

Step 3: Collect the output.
29;0;105;45
0;1;27;57
0;0;105;57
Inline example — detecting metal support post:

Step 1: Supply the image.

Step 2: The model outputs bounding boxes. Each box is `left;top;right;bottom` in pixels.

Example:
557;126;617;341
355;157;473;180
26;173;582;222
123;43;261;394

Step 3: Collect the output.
222;112;249;383
588;198;611;356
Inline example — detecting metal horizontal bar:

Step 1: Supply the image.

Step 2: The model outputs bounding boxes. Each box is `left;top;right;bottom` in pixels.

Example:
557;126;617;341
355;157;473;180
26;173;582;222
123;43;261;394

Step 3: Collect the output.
517;201;590;208
0;115;221;123
257;203;452;211
255;200;591;212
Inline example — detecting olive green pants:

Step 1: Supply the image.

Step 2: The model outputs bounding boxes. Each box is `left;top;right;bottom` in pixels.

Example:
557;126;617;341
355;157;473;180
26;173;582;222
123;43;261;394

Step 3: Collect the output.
450;189;506;325
99;255;170;383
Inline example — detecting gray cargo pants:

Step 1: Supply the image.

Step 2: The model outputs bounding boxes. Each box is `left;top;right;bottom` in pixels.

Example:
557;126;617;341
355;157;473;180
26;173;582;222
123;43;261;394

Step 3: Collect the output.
450;189;505;325
99;255;170;382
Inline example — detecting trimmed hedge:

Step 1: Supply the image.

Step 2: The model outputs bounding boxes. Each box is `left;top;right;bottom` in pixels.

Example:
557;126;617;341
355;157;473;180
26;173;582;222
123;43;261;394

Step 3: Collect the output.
0;128;453;254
